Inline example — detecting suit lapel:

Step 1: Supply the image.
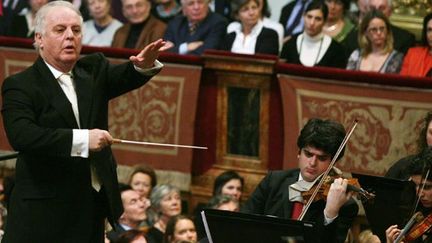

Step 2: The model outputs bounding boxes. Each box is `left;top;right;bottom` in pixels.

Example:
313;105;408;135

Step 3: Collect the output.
34;57;78;128
73;64;93;129
283;169;300;218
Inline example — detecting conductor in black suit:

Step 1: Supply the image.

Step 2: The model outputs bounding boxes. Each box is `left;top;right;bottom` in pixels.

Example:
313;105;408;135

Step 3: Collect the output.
1;1;171;242
242;118;359;243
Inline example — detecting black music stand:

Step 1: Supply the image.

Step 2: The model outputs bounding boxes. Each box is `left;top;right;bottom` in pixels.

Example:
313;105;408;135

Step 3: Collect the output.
352;173;416;242
201;209;317;243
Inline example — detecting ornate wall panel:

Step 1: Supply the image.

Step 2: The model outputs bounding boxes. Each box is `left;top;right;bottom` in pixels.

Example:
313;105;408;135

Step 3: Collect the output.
278;74;432;176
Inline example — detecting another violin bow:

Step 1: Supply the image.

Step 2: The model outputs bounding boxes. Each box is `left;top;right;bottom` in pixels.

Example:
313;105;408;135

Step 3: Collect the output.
298;119;358;221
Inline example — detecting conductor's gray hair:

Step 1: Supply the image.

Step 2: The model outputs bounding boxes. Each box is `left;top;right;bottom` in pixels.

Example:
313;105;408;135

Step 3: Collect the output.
33;0;83;50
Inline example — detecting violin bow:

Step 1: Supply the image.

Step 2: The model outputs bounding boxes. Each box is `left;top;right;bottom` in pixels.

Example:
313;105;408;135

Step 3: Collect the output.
298;119;358;221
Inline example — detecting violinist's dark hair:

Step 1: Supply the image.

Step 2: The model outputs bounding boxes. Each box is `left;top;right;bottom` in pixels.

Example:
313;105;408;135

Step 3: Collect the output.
408;147;432;179
418;111;432;152
213;170;244;196
297;118;346;160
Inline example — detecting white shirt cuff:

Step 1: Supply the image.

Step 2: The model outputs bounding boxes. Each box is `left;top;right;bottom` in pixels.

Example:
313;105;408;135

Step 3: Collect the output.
72;129;89;158
323;210;338;225
179;43;188;54
134;60;163;76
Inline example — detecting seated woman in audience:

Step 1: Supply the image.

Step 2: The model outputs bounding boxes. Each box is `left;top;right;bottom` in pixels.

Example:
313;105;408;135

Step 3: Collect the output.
280;0;347;68
128;164;158;199
220;0;279;55
346;9;403;73
163;215;197;243
147;185;182;243
323;0;355;43
207;194;239;212
83;0;123;47
400;13;432;77
151;0;181;23
227;0;284;52
213;170;244;202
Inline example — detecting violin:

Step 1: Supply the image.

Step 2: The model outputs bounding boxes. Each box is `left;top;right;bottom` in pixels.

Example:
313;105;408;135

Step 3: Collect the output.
301;175;375;202
403;212;432;242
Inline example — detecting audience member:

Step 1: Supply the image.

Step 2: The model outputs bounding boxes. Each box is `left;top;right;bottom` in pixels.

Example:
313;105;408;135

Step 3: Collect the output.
342;0;415;55
220;0;279;55
358;229;380;243
112;0;167;49
6;0;48;38
323;0;355;43
147;184;182;243
164;0;227;55
213;170;243;201
241;118;359;242
163;215;197;243
207;194;239;212
83;0;123;46
115;229;148;243
280;0;312;43
151;0;181;23
346;10;403;73
128;164;158;199
107;184;151;242
280;0;348;69
1;0;29;34
226;0;284;53
386;111;432;180
400;13;432;77
208;0;231;21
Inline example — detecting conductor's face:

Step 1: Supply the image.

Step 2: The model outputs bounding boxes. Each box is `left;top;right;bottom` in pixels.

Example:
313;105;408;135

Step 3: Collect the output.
298;146;331;182
35;6;82;72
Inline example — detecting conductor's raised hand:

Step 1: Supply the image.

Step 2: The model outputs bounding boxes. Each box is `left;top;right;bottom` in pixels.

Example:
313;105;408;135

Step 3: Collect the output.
130;39;173;69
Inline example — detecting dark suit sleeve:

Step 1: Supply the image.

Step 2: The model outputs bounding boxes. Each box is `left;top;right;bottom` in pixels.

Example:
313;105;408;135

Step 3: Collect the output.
280;35;300;64
164;19;181;53
219;32;236;51
191;15;227;55
321;199;359;243
241;171;273;215
256;28;279;55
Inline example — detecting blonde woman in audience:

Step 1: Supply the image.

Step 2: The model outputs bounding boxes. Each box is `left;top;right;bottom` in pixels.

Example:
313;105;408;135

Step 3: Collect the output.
323;0;355;43
128;164;158;199
147;185;182;243
346;9;403;73
358;229;380;243
220;0;279;55
83;0;123;46
400;13;432;77
163;215;197;243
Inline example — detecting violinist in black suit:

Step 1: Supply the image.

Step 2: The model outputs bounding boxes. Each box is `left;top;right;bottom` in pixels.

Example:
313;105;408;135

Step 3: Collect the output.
242;118;359;243
386;148;432;243
1;1;170;242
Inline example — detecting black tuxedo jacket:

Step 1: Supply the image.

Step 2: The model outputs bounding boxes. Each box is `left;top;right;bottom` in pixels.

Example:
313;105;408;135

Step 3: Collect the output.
242;169;359;243
221;27;279;55
1;53;157;242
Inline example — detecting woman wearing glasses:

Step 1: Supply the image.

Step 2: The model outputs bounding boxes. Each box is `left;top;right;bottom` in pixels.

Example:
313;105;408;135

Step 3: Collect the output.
346;9;403;73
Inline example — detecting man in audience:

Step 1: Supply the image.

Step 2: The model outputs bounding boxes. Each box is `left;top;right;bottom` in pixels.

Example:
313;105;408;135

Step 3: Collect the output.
164;0;227;55
342;0;415;55
112;0;167;49
107;184;150;242
279;0;313;43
